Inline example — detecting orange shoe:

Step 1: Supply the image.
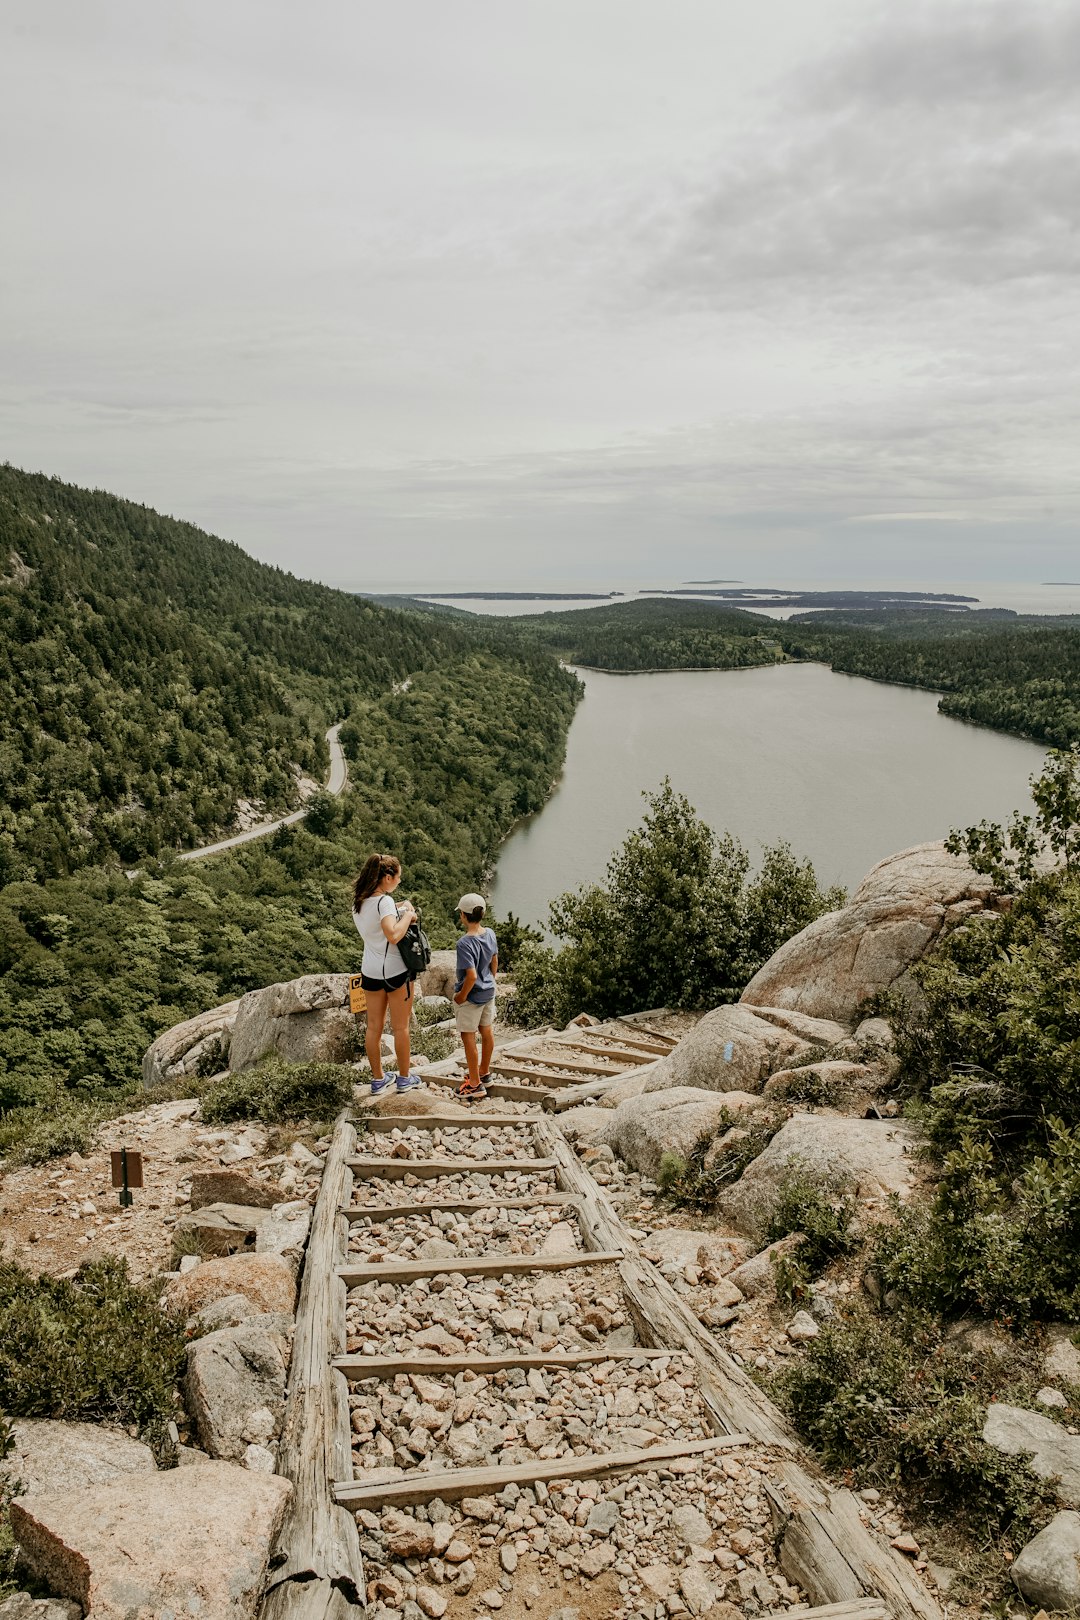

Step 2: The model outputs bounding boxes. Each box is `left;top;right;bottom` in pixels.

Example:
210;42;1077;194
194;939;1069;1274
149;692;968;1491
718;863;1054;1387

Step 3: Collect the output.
457;1077;488;1103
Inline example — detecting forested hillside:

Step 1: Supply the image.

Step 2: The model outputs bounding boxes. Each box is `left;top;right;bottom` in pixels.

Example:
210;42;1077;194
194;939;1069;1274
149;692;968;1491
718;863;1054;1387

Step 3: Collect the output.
505;594;1080;747
784;617;1080;747
0;466;580;1126
511;597;781;671
0;465;558;879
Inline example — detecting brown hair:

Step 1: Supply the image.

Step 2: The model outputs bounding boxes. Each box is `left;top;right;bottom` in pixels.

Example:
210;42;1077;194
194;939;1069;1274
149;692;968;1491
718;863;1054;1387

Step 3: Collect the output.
353;853;401;910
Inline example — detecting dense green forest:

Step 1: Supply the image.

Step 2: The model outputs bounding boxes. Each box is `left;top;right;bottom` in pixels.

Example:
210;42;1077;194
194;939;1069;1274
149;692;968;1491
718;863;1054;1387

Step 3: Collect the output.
786;618;1080;747
510;597;782;671
505;595;1080;746
0;466;580;1123
0;465;564;880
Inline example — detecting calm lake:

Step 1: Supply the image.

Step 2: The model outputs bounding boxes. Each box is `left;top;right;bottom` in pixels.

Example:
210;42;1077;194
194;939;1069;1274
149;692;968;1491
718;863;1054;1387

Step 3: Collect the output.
490;662;1047;927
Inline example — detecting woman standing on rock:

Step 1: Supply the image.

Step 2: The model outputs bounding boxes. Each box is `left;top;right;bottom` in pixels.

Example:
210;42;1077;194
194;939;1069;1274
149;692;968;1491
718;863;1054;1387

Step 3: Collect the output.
352;854;423;1097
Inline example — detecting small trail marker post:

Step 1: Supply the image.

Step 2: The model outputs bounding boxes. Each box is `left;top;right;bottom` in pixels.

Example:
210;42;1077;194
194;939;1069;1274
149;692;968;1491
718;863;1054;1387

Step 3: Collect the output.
110;1148;143;1208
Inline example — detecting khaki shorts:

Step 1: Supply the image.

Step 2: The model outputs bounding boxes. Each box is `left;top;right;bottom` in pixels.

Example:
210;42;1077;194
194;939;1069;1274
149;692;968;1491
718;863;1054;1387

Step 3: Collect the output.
455;998;496;1033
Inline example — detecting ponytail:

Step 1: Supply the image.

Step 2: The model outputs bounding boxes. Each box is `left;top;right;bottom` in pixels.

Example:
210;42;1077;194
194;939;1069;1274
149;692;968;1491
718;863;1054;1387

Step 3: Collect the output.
353;853;401;910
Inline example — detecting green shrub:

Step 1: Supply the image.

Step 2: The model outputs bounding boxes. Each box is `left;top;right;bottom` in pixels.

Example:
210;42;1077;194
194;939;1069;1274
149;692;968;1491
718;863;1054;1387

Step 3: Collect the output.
772;1308;1055;1544
509;783;843;1024
0;1101;100;1167
657;1111;786;1208
0;1258;187;1452
0;1413;16;1600
765;1170;857;1298
873;1120;1080;1324
200;1058;352;1126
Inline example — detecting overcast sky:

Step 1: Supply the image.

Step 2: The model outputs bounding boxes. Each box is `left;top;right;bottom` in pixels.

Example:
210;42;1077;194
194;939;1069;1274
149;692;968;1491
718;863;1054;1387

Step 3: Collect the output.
3;0;1078;590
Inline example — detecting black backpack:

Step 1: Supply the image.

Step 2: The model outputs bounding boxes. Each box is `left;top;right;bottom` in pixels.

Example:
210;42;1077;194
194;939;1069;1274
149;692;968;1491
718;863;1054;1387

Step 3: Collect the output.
396;908;432;979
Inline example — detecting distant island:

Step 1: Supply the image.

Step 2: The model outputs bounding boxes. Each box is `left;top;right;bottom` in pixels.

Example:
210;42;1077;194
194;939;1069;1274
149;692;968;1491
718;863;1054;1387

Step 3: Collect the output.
1044;581;1080;586
416;590;624;601
683;578;742;585
662;587;978;609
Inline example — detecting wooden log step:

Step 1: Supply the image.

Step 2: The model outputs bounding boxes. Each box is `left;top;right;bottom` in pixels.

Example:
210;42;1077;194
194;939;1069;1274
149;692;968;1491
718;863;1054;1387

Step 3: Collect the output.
334;1347;691;1379
337;1249;623;1286
488;1063;580;1088
357;1113;528;1134
343;1194;579;1222
557;1040;655;1065
346;1156;556;1181
333;1432;753;1508
615;1022;678;1048
408;1070;553;1105
493;1051;624;1077
765;1604;888;1620
608;1030;677;1055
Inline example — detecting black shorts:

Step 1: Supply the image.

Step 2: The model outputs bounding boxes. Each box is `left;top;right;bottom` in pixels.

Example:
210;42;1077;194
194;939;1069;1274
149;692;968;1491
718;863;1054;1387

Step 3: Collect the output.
360;969;412;995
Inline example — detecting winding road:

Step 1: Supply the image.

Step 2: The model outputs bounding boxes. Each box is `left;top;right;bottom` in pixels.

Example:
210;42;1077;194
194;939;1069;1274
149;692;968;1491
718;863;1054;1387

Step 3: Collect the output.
177;722;347;863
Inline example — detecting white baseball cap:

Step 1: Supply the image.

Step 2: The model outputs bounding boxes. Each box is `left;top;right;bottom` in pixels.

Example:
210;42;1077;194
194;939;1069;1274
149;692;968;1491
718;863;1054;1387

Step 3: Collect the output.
457;893;486;914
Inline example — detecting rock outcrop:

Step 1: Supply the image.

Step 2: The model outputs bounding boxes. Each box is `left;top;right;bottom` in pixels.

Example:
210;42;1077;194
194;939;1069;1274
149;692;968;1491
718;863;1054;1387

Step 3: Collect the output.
10;1458;291;1620
228;972;356;1071
10;1420;156;1498
591;1087;763;1177
163;1252;298;1318
143;955;456;1084
141;998;240;1087
982;1403;1080;1505
1011;1511;1080;1610
740;841;997;1024
717;1112;918;1239
0;1595;81;1619
185;1321;289;1462
641;1006;829;1096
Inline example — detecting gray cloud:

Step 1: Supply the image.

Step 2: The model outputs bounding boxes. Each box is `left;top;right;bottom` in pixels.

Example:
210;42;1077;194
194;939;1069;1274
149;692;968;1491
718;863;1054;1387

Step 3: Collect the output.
644;2;1080;311
1;0;1078;587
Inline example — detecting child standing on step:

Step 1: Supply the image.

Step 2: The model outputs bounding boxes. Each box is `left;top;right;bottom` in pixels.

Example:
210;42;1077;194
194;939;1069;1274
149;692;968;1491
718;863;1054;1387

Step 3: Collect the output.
453;893;498;1102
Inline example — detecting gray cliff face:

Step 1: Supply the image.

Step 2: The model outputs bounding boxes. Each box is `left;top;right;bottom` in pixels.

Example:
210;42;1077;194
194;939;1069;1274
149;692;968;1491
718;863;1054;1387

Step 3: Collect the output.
740;840;998;1023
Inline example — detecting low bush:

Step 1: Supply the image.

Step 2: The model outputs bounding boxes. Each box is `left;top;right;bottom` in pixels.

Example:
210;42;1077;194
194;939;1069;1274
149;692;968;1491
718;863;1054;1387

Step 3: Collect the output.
0;1102;100;1167
872;1120;1080;1324
772;1308;1055;1545
200;1057;352;1125
0;1258;188;1455
0;1413;16;1601
657;1111;787;1208
764;1171;857;1298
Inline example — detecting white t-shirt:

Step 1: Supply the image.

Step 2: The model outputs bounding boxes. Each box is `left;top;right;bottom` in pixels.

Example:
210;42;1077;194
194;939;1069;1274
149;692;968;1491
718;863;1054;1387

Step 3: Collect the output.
353;893;406;979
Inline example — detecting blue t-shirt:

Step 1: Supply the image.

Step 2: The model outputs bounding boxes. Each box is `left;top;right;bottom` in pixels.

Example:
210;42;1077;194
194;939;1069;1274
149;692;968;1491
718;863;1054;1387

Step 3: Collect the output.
455;928;498;1004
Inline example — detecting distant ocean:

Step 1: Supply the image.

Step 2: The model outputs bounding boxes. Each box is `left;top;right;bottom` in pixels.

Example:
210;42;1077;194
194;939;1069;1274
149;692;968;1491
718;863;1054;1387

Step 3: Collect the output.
364;580;1080;619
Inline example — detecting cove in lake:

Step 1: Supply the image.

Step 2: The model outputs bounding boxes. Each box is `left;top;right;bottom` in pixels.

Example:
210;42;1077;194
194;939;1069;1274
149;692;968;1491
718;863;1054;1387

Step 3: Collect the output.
490;662;1047;929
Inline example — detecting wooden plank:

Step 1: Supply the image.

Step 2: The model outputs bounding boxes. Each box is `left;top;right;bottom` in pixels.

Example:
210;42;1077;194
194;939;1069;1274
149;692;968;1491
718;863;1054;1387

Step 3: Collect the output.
333;1432;753;1508
493;1051;622;1077
261;1575;365;1620
334;1347;691;1379
488;1063;579;1087
765;1603;888;1620
531;1118;943;1620
544;1058;667;1113
607;1031;678;1055
406;1069;553;1105
343;1193;579;1222
346;1155;555;1181
262;1110;365;1608
337;1248;622;1286
557;1040;654;1065
358;1112;527;1133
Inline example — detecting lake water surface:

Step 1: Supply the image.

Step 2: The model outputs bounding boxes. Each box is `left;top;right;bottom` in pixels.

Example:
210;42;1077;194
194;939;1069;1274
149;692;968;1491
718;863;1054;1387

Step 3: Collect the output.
490;663;1047;927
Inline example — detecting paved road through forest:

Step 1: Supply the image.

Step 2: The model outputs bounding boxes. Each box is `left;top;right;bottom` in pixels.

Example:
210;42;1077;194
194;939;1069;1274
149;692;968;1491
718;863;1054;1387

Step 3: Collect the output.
177;722;347;863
